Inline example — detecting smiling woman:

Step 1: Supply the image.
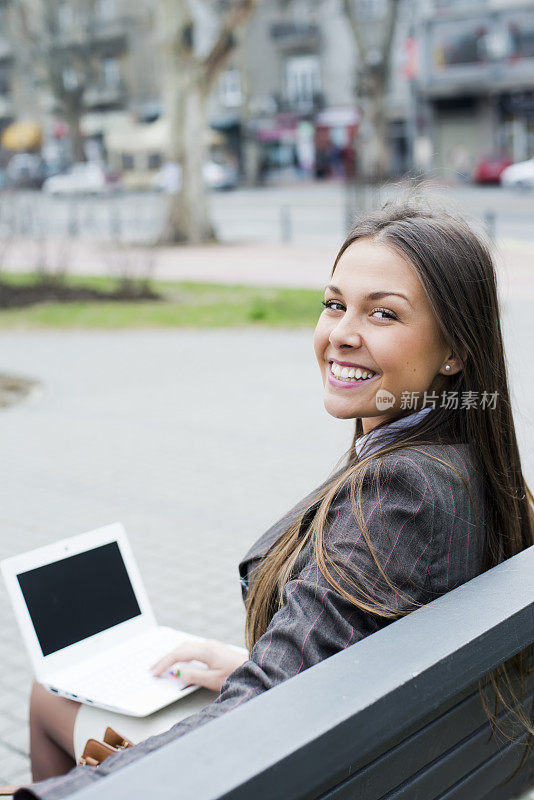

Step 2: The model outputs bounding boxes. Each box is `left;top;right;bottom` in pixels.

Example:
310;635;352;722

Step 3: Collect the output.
313;237;462;429
16;199;534;800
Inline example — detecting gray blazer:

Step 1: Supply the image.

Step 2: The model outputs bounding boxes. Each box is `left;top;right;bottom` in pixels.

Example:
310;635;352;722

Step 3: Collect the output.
16;442;487;799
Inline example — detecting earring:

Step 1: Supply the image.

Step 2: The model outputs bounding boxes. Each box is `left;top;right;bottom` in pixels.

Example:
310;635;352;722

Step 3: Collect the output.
445;364;451;372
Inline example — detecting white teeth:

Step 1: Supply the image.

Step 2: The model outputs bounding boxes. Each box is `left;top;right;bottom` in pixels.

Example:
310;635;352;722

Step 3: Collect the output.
330;362;375;381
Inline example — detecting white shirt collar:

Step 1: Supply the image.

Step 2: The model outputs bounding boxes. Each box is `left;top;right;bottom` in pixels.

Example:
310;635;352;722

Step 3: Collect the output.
355;406;434;459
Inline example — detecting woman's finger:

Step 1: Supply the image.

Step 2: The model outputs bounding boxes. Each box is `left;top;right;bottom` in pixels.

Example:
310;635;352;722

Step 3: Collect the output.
174;666;220;691
150;640;211;675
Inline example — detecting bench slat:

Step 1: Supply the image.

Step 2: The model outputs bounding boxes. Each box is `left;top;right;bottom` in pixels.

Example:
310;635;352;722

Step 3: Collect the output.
318;681;534;800
434;734;533;800
382;692;534;800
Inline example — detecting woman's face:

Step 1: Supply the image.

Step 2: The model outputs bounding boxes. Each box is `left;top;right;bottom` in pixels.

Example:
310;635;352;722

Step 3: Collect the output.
313;237;457;433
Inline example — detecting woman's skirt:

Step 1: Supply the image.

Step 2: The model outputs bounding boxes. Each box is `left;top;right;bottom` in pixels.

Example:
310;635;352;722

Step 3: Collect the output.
73;687;218;762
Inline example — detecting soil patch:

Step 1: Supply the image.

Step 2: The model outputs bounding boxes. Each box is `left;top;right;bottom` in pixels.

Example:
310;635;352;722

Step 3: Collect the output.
0;373;41;408
0;280;162;309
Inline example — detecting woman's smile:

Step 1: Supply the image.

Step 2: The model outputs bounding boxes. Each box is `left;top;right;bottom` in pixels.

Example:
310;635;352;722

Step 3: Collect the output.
327;359;381;389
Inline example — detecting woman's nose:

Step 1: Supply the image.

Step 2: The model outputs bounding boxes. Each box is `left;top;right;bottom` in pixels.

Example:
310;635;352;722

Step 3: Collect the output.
328;324;363;349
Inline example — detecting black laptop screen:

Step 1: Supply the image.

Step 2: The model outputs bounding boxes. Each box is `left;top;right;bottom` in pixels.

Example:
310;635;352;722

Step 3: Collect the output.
17;541;142;657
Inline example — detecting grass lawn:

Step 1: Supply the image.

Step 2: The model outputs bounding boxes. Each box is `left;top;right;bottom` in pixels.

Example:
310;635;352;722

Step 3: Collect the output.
0;273;323;329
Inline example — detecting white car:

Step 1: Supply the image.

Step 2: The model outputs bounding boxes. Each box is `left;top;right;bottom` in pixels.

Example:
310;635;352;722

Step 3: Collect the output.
152;160;238;194
42;162;113;195
202;159;238;190
500;158;534;189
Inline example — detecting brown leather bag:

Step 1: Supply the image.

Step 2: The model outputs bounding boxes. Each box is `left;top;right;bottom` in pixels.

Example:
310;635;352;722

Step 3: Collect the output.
78;727;134;766
0;727;134;797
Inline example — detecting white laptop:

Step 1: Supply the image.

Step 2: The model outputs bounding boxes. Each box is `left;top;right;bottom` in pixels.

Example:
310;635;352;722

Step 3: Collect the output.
1;522;214;716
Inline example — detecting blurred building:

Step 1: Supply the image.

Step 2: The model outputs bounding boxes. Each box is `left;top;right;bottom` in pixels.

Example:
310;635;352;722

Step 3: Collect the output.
0;1;14;133
6;0;532;183
0;0;159;166
209;0;360;183
208;0;415;182
0;0;417;183
417;0;534;177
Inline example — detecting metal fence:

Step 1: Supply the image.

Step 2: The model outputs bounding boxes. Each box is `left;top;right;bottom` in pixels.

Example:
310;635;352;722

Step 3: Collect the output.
0;185;530;248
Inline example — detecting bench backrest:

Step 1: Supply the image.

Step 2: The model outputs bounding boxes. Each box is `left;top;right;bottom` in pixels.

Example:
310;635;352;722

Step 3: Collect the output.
70;545;534;800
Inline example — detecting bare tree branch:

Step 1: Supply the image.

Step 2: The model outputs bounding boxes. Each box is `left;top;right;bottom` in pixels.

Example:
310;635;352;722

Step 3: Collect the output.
342;0;367;63
10;0;102;160
342;0;401;180
202;0;258;87
161;0;197;64
380;0;400;81
160;0;259;242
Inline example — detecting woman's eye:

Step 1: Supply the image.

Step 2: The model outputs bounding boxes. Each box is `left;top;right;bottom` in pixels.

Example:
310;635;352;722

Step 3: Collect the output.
321;301;398;320
371;307;398;321
322;300;344;311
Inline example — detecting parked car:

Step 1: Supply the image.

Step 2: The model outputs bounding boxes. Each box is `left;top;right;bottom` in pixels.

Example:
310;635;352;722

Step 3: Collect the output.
42;162;121;195
152;159;238;193
500;158;534;189
203;158;238;190
473;154;513;184
152;161;182;194
5;153;47;189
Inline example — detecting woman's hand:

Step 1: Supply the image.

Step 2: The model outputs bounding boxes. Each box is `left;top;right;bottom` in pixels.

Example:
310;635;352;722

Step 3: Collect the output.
150;638;248;693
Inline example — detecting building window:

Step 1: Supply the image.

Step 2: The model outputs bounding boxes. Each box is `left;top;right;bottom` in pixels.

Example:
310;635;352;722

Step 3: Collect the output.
431;19;489;70
58;2;74;33
62;66;79;91
0;5;7;33
96;0;116;22
102;57;120;89
506;12;534;60
285;54;321;111
434;0;487;11
0;63;10;95
219;69;242;108
357;0;387;23
148;152;162;170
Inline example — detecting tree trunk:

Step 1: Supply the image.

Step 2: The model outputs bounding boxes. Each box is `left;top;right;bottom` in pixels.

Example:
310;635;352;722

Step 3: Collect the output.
64;106;86;163
359;75;390;183
341;0;399;185
367;93;390;181
162;71;216;244
158;0;258;243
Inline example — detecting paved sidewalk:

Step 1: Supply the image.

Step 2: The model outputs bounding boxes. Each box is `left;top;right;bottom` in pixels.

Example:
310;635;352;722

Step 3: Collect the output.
0;320;533;793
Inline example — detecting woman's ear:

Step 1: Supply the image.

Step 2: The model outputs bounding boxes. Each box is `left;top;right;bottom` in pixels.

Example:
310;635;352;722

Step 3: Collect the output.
441;350;465;376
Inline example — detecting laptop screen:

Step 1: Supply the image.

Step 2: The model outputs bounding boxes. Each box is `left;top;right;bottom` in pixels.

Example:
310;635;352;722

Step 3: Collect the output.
17;541;142;657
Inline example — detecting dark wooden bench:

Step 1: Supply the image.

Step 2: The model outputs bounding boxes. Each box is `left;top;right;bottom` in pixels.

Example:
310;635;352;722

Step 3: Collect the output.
68;545;534;800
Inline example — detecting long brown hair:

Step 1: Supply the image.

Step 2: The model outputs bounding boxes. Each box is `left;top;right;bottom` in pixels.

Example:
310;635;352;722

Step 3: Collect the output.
245;198;534;762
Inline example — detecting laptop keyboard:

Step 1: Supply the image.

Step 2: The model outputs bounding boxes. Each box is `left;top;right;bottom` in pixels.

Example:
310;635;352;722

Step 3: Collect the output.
51;627;204;714
76;634;184;689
